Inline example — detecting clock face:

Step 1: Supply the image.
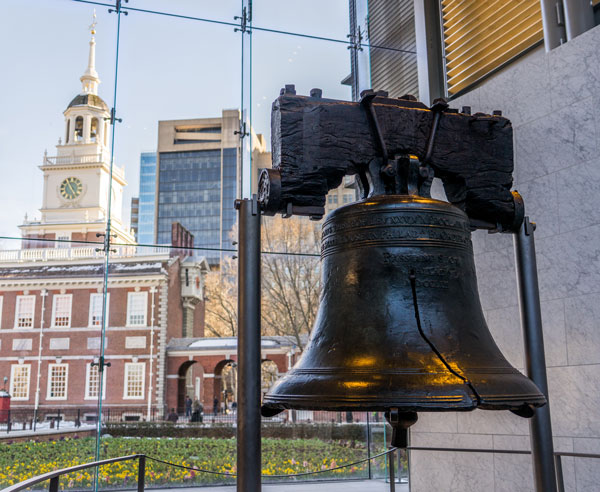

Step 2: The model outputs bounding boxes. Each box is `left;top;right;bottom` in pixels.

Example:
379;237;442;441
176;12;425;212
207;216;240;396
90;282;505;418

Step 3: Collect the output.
60;177;83;200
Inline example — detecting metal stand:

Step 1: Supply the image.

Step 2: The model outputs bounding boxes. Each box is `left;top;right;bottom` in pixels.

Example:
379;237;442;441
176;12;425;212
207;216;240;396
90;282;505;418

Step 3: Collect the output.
236;197;262;492
514;217;557;492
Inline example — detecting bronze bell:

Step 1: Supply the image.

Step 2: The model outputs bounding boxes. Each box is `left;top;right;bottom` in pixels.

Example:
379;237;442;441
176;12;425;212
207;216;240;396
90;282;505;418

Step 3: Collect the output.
262;195;546;441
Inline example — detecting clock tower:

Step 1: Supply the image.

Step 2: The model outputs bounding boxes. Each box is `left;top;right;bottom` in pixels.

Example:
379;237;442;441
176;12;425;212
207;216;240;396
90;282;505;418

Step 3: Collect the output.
20;15;135;246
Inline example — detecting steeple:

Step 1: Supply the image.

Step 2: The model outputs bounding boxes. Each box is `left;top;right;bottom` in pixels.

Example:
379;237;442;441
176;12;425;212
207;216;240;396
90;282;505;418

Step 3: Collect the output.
80;10;100;95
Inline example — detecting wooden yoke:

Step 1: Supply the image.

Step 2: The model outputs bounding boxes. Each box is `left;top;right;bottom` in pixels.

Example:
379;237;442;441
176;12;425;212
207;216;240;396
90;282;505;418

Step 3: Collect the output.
258;85;523;232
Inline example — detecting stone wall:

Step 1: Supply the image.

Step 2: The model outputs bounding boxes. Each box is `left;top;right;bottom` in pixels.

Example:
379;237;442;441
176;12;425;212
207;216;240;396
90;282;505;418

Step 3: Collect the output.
410;24;600;492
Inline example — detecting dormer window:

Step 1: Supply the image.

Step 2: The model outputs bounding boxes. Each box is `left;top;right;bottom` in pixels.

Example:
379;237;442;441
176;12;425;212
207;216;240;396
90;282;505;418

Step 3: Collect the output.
75;116;84;142
90;117;98;142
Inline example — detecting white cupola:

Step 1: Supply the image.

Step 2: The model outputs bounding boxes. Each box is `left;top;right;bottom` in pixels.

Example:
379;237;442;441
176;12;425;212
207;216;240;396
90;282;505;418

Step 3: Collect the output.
61;10;110;153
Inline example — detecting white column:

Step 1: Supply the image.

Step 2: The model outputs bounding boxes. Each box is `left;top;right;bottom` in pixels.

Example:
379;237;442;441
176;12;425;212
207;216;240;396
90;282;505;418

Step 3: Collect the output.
83;115;91;144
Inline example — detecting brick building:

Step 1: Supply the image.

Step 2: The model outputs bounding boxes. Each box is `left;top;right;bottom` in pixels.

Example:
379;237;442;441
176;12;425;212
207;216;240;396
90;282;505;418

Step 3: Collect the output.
165;337;298;414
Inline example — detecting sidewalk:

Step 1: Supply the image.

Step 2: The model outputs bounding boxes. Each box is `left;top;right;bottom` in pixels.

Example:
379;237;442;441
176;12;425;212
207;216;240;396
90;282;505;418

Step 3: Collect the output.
151;480;408;492
0;423;96;441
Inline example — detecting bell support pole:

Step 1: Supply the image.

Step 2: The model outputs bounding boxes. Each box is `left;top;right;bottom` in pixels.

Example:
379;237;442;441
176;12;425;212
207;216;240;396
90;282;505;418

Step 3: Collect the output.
514;216;557;492
235;196;262;492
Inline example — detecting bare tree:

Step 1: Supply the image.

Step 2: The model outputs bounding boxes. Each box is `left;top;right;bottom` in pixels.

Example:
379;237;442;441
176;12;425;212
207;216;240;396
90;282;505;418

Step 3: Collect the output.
203;216;321;347
204;255;238;337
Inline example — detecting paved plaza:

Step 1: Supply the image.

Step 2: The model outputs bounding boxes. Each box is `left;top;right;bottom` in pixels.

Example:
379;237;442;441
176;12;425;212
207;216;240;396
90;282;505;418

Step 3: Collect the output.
152;480;408;492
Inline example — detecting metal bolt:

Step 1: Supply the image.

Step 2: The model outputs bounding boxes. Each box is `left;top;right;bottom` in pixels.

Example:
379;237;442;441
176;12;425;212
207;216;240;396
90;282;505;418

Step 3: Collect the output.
284;84;296;95
310;88;322;99
461;106;472;115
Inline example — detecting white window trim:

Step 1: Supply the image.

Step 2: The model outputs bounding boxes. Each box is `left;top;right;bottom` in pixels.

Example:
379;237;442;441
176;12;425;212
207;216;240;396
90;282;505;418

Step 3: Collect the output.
46;363;69;401
51;294;73;329
126;292;148;327
14;295;35;329
123;362;145;400
88;293;110;328
84;362;106;400
9;364;31;401
55;232;71;248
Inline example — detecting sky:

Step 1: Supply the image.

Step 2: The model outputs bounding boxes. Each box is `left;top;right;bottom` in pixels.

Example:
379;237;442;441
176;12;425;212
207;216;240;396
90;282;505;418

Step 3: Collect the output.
0;0;352;241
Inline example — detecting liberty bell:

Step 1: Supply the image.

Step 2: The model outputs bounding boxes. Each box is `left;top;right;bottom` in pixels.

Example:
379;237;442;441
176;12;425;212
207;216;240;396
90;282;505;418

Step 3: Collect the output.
258;88;547;446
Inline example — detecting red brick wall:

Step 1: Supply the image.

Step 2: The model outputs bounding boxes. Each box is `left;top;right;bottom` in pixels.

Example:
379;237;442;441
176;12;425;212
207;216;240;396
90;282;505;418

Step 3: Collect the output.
166;259;184;339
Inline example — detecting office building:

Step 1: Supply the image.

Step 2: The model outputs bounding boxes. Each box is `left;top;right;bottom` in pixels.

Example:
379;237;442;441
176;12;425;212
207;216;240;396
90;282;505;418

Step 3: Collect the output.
137;152;157;245
155;113;269;265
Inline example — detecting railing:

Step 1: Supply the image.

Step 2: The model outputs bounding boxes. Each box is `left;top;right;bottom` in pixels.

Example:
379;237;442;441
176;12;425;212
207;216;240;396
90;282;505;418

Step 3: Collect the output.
0;245;170;263
2;446;597;492
0;454;145;492
43;154;106;166
0;407;164;432
407;446;600;492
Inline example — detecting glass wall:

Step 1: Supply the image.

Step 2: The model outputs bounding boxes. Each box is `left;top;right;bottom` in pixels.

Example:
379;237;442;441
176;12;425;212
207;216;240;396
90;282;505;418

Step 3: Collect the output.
0;0;411;490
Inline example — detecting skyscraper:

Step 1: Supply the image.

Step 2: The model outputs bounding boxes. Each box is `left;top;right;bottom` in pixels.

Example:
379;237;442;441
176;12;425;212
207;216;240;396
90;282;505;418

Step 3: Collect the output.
155;113;268;265
137;151;157;244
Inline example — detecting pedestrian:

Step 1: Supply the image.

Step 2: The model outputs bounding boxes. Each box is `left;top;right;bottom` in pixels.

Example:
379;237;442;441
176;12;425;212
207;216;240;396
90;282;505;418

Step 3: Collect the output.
167;408;178;423
213;397;219;415
185;396;192;418
191;399;204;423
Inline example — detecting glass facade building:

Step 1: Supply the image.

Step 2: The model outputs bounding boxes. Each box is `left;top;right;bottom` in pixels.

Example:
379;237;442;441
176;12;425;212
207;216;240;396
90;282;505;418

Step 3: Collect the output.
138;152;157;245
157;148;237;264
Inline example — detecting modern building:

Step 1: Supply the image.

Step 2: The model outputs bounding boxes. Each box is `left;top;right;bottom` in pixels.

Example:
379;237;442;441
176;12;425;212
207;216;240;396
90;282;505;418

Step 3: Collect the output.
0;22;210;421
137;151;157;245
347;1;600;490
155;114;269;265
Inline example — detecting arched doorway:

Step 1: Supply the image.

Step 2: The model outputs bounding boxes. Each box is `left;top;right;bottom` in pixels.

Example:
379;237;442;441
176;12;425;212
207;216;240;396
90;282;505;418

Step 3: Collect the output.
261;359;279;401
177;360;202;415
213;359;237;414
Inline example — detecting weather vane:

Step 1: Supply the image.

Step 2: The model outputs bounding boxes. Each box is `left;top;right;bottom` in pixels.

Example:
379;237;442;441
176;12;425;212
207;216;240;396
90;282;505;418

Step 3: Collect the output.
89;9;97;36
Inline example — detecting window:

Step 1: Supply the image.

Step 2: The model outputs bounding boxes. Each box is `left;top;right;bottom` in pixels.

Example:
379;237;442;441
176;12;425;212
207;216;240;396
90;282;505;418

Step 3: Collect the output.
10;364;30;400
127;292;148;326
441;0;543;95
85;363;106;400
88;293;109;327
90;117;98;142
15;295;35;328
124;362;145;399
74;116;83;141
52;294;72;328
47;364;68;400
55;234;70;248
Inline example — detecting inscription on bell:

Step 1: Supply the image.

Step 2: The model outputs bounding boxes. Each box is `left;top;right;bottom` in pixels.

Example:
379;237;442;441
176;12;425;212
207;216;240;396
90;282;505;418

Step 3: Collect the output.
382;252;463;289
322;211;470;237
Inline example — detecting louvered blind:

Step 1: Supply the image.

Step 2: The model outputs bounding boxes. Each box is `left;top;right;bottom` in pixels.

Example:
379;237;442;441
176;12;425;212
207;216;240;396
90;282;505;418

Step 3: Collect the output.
368;0;419;98
442;0;544;95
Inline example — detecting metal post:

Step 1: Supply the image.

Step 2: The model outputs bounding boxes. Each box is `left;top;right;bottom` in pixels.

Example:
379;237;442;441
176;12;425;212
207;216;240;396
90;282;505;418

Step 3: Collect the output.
563;0;595;41
514;217;557;492
137;455;146;492
554;455;565;492
366;412;372;479
414;0;446;104
49;476;59;492
236;197;261;492
387;448;396;492
540;0;567;50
